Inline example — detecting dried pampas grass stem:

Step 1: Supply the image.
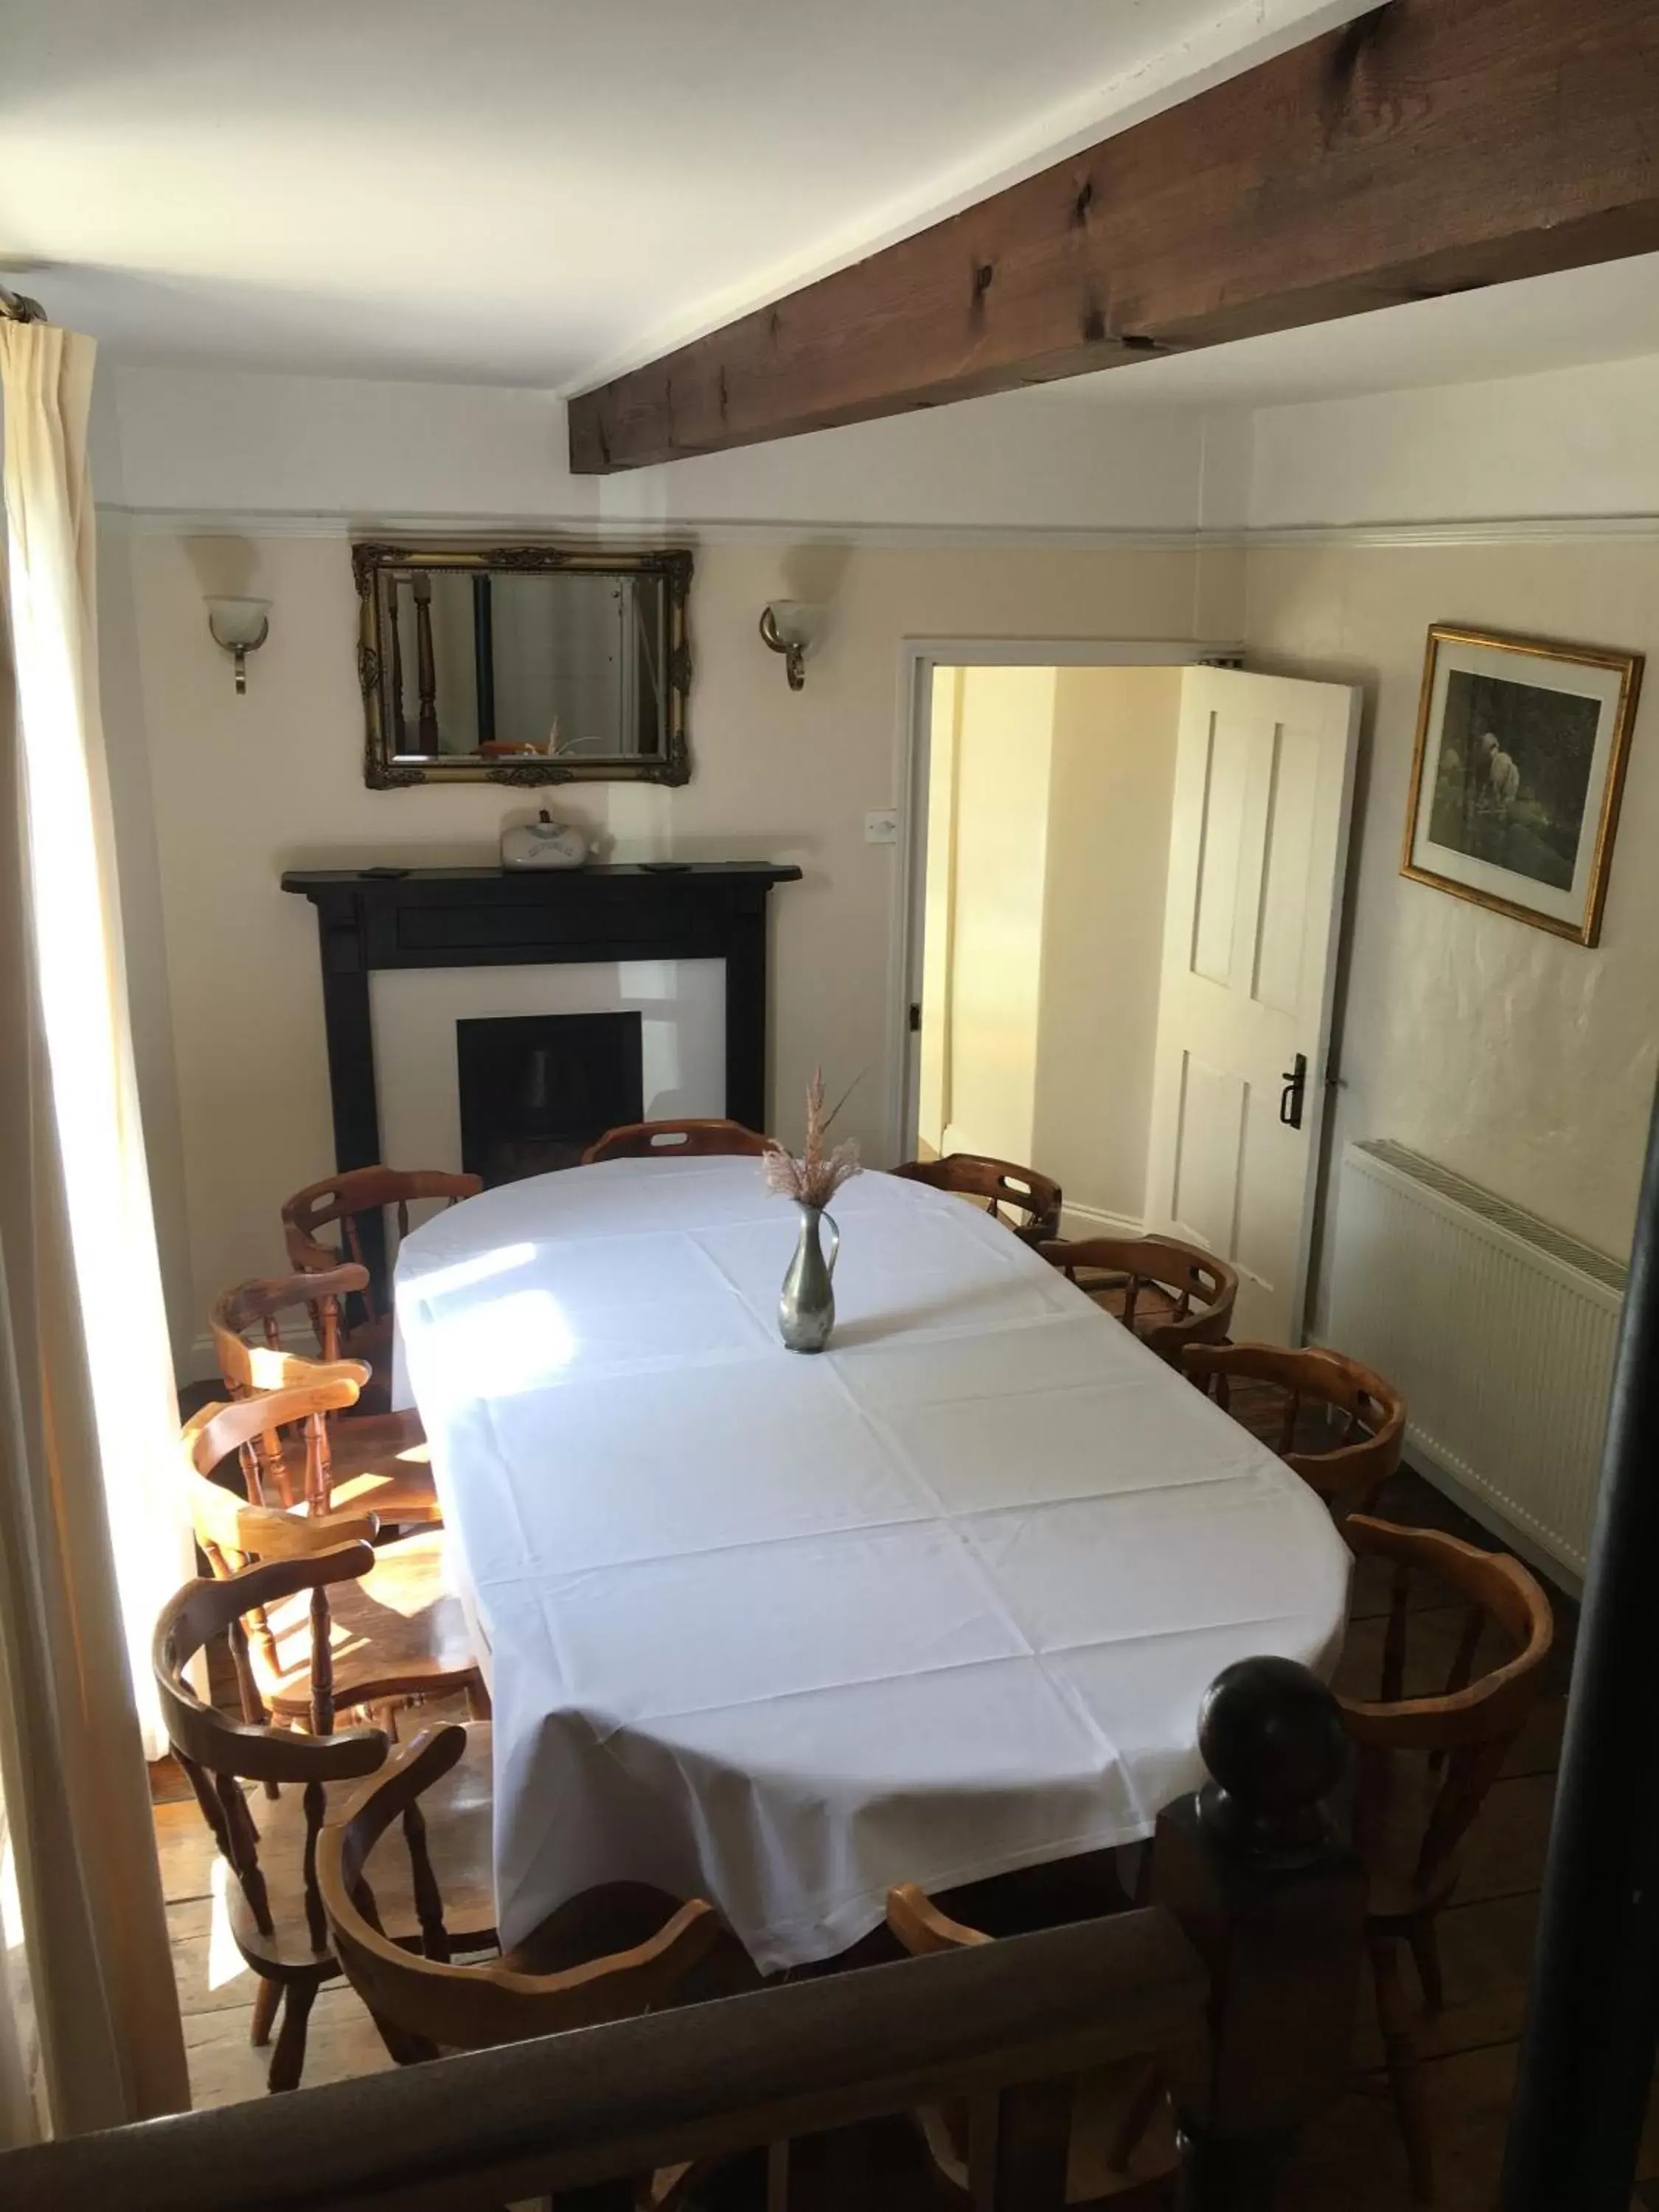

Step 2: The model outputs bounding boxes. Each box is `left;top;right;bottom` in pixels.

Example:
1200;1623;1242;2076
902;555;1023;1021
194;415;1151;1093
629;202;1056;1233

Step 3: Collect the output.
763;1066;862;1210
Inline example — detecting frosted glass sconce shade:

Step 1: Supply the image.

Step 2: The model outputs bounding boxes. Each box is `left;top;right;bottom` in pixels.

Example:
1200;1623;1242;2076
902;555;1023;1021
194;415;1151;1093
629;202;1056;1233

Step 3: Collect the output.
758;600;824;691
206;596;271;692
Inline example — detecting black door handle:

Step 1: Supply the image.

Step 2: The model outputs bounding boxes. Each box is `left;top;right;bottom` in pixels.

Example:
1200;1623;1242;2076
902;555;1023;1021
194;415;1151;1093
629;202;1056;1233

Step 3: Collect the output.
1279;1052;1308;1130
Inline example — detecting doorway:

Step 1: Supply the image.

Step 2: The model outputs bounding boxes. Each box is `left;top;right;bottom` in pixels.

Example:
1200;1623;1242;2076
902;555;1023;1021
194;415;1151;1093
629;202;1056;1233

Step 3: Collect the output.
896;646;1360;1343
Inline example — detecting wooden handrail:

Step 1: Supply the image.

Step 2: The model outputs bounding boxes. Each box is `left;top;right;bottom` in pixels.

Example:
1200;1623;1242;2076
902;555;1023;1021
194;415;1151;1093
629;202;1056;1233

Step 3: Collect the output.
0;1910;1204;2212
2;1655;1366;2210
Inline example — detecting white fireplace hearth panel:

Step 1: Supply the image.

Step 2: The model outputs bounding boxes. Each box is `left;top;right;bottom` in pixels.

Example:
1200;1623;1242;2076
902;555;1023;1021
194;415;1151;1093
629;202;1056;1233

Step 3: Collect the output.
370;960;726;1175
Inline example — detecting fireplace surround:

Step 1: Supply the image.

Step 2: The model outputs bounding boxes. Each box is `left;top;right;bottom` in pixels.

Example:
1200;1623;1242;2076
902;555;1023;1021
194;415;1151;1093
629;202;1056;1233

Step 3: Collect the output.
282;862;801;1293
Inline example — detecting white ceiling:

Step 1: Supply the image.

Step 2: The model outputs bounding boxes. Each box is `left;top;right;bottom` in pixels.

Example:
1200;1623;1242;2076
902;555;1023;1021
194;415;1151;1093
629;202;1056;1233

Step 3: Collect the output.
7;0;1659;420
0;0;1367;389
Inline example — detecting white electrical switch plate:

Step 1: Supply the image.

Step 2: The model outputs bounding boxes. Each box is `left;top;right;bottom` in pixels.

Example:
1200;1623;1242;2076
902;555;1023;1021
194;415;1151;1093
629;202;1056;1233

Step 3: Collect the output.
865;809;899;845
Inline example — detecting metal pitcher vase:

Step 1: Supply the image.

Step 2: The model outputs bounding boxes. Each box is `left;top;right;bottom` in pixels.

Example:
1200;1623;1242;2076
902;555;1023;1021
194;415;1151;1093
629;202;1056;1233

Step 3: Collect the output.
779;1203;840;1352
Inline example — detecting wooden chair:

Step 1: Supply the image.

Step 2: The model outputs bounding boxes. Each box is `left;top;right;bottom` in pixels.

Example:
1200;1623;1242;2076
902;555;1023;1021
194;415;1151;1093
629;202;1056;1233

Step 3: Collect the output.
182;1385;484;1738
883;1884;1175;2205
1182;1343;1405;1513
1338;1515;1555;2204
582;1117;774;1164
320;1724;718;2199
210;1268;438;1526
153;1548;495;2091
282;1168;481;1410
891;1154;1062;1244
1040;1236;1238;1365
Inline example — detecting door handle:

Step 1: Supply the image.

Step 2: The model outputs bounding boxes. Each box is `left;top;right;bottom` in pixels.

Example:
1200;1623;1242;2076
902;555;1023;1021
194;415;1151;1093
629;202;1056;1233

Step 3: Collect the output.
1279;1052;1308;1130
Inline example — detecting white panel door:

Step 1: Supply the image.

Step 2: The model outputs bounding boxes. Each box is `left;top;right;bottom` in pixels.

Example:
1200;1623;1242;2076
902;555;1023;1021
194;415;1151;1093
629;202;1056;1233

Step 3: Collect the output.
1144;668;1360;1343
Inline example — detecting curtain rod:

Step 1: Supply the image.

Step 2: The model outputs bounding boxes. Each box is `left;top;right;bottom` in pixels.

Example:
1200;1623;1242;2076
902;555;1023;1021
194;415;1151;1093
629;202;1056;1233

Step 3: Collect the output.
0;282;46;324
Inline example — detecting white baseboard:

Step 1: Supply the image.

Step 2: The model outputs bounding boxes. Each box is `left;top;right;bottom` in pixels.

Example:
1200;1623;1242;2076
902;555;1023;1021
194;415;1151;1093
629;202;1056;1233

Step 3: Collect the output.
1058;1202;1145;1241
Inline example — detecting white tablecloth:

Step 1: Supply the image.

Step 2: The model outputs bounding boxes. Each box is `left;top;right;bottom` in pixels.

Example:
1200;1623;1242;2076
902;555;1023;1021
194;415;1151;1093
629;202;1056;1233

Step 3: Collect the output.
394;1158;1350;1971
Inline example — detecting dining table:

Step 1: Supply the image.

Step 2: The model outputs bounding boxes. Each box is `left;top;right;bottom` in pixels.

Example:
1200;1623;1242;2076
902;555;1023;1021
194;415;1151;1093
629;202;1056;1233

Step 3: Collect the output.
393;1155;1352;1973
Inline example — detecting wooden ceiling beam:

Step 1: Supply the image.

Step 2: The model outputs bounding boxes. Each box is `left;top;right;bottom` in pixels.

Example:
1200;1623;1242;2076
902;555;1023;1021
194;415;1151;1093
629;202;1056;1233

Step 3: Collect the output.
567;0;1659;473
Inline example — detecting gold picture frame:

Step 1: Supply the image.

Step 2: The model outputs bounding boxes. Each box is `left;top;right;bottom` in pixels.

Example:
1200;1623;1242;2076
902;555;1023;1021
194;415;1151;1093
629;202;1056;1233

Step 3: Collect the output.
353;541;692;789
1401;624;1644;947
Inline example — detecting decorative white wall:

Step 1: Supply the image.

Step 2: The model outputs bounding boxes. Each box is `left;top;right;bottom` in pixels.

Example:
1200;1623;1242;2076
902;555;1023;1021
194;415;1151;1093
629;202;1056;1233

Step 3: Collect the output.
1248;537;1659;1320
1247;353;1659;533
104;364;1237;539
927;666;1058;1169
1034;665;1182;1230
95;345;1659;1368
119;526;1233;1354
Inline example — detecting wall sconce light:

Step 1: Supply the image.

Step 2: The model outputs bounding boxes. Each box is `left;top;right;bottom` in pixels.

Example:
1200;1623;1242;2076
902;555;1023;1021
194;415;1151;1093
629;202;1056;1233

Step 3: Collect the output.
206;596;271;693
758;600;823;691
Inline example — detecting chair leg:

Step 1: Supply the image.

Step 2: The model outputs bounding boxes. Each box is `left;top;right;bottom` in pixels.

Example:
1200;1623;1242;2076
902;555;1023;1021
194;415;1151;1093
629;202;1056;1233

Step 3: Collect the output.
365;2002;439;2068
1408;1919;1445;2014
249;1975;281;2048
1371;1936;1434;2204
266;1978;318;2093
466;1670;493;1721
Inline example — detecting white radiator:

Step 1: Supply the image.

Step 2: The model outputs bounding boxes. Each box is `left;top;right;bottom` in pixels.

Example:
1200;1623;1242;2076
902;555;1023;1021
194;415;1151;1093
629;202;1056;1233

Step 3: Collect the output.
1327;1140;1626;1586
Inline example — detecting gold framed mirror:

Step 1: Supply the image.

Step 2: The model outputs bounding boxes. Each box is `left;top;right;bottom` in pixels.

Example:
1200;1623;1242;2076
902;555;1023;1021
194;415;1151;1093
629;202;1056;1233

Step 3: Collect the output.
354;542;692;787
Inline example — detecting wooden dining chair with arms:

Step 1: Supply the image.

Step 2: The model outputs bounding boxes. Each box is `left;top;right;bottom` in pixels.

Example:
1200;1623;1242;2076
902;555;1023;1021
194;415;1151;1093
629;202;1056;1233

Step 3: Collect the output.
1181;1343;1405;1514
1040;1236;1238;1366
883;1883;1175;2206
320;1723;719;2203
153;1548;495;2092
282;1167;481;1409
582;1117;774;1164
1337;1514;1555;2205
182;1383;484;1739
891;1154;1063;1244
210;1267;438;1526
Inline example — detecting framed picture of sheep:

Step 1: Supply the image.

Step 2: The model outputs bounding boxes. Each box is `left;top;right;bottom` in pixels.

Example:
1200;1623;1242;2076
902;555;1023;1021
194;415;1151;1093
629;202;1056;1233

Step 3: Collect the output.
1402;624;1644;945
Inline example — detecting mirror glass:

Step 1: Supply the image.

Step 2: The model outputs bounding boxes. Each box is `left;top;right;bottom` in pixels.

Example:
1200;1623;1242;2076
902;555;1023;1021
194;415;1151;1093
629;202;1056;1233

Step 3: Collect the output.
355;545;691;787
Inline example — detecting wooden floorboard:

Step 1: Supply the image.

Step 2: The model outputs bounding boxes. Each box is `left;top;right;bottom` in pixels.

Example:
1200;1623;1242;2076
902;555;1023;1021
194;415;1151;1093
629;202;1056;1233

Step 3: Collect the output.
150;1335;1599;2199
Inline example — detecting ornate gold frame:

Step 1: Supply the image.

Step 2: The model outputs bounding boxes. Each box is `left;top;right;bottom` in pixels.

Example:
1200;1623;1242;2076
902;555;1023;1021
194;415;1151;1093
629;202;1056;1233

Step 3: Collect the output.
353;541;692;789
1400;622;1644;947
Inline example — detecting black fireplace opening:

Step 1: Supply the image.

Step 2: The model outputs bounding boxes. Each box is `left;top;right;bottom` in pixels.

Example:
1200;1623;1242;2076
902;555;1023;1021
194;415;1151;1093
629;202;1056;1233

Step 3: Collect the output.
456;1012;644;1186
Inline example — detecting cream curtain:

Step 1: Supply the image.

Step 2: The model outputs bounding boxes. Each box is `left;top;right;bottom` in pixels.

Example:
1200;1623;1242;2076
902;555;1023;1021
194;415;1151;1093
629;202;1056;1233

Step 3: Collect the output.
0;320;189;2134
1;322;190;1757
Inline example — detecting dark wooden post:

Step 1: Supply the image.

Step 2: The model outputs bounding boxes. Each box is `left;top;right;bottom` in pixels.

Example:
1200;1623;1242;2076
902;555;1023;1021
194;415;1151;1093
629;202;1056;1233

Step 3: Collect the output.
1500;1078;1659;2211
723;879;771;1134
386;574;407;753
412;571;439;754
1153;1655;1365;2211
309;885;387;1304
472;572;495;747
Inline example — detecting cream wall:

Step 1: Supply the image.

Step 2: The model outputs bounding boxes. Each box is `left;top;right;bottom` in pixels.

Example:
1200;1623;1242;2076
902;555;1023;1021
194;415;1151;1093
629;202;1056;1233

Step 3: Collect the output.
1034;665;1181;1228
916;667;961;1153
125;530;1237;1349
1248;355;1659;532
1247;540;1659;1314
933;666;1058;1167
108;349;1659;1366
916;662;1181;1222
105;364;1239;538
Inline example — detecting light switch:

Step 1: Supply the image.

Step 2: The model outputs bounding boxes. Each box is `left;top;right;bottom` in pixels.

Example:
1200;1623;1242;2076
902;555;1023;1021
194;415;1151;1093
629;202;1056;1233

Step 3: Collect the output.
865;809;899;845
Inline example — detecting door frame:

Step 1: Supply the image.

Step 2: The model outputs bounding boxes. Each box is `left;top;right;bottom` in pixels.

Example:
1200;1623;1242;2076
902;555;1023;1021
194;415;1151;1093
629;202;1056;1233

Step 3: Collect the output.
889;637;1243;1164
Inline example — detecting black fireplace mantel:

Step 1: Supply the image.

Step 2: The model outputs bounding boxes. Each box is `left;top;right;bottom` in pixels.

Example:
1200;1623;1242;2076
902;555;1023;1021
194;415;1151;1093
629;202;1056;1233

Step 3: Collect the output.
282;863;801;1283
